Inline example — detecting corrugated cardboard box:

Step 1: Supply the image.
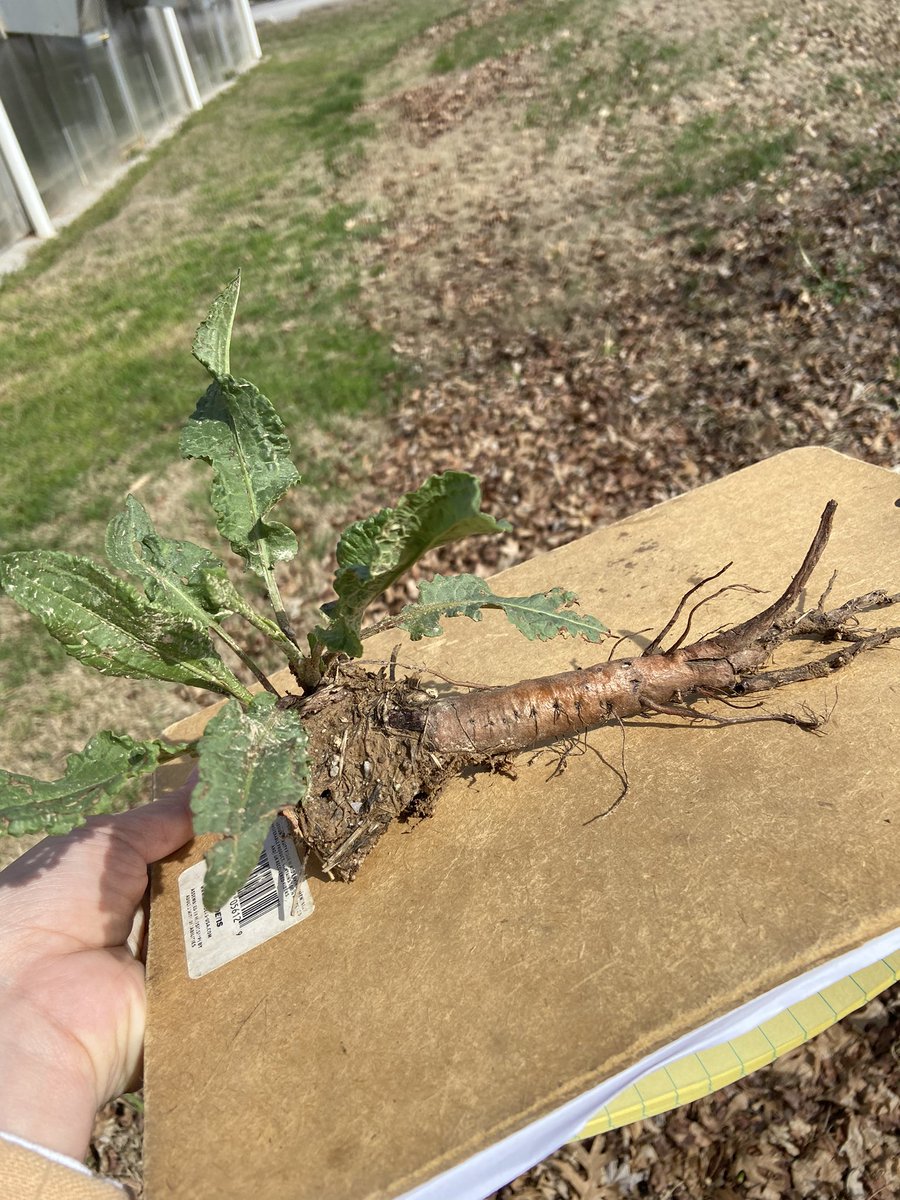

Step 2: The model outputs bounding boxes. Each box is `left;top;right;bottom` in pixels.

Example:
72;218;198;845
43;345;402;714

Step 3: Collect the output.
145;448;900;1199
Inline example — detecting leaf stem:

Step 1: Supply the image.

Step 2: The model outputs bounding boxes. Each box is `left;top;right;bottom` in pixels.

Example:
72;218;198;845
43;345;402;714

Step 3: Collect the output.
259;561;302;648
359;614;404;640
222;677;257;705
209;622;279;696
157;738;199;761
302;639;326;688
225;582;307;671
355;598;500;644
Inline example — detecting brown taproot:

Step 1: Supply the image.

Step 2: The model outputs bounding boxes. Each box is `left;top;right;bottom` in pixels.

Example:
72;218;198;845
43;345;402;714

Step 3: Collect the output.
286;502;899;879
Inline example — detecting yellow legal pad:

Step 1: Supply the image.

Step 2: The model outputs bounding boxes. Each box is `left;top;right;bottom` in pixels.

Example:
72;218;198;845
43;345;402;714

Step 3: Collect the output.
578;952;900;1137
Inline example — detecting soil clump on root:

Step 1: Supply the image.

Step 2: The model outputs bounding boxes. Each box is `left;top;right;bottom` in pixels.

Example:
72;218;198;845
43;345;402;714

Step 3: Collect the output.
280;667;467;880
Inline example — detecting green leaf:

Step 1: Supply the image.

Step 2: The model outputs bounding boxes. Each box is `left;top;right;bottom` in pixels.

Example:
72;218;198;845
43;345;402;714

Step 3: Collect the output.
0;731;188;836
0;551;252;701
195;566;246;620
106;495;233;623
192;273;241;378
190;694;310;910
196;566;297;651
180;376;301;578
398;573;608;642
315;472;511;657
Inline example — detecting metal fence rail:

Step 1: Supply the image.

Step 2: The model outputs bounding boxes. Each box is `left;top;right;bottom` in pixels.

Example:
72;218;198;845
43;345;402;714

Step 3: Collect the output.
0;0;261;255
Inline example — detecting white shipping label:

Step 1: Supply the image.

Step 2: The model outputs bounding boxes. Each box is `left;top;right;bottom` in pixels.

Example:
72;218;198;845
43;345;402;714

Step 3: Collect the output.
178;815;314;979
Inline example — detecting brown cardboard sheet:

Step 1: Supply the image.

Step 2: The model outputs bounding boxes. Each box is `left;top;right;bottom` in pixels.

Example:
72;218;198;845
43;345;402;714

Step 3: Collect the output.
145;448;900;1200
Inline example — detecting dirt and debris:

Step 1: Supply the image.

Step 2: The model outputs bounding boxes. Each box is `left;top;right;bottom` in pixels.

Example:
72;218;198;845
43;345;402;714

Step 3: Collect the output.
88;1096;144;1199
393;50;535;143
278;665;465;879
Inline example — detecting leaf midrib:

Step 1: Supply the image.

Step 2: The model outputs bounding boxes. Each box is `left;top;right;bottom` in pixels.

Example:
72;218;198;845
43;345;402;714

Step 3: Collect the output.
410;592;603;633
32;564;234;685
224;382;272;575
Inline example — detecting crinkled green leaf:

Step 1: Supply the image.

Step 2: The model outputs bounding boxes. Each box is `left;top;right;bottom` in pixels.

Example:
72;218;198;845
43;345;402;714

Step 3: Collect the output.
195;565;245;619
195;566;289;649
180;376;301;577
105;494;233;623
315;472;511;657
0;731;188;836
399;573;608;642
0;551;252;701
192;273;241;378
190;694;310;910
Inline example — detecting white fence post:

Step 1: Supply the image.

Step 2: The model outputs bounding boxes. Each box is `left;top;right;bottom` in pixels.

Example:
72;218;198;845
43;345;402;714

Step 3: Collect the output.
235;0;262;61
160;7;203;112
0;94;55;239
234;0;262;61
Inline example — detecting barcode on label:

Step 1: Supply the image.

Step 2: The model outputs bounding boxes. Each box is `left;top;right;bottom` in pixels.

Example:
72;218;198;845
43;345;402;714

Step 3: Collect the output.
179;815;314;978
236;851;289;928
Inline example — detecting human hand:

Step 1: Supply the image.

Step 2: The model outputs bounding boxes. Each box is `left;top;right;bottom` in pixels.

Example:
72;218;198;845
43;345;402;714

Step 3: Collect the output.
0;789;193;1160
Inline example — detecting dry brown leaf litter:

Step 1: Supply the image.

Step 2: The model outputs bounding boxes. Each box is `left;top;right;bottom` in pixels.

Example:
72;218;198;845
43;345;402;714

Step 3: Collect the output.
88;1098;144;1199
340;0;898;608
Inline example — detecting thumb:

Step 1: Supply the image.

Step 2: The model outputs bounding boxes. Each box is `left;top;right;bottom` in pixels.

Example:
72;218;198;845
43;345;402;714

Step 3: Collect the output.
94;782;196;867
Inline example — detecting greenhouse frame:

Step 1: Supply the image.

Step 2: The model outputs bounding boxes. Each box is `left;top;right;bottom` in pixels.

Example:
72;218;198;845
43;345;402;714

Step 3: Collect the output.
0;0;261;254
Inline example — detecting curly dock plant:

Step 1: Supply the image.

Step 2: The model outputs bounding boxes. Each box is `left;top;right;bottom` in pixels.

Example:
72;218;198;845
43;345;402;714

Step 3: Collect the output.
3;278;898;911
0;276;609;909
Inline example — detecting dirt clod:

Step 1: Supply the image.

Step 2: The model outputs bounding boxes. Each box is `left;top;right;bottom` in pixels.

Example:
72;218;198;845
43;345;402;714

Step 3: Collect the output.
280;665;464;879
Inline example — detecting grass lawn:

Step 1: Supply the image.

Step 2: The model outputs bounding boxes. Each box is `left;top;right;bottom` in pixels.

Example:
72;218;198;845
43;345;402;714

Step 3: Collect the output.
0;0;451;553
